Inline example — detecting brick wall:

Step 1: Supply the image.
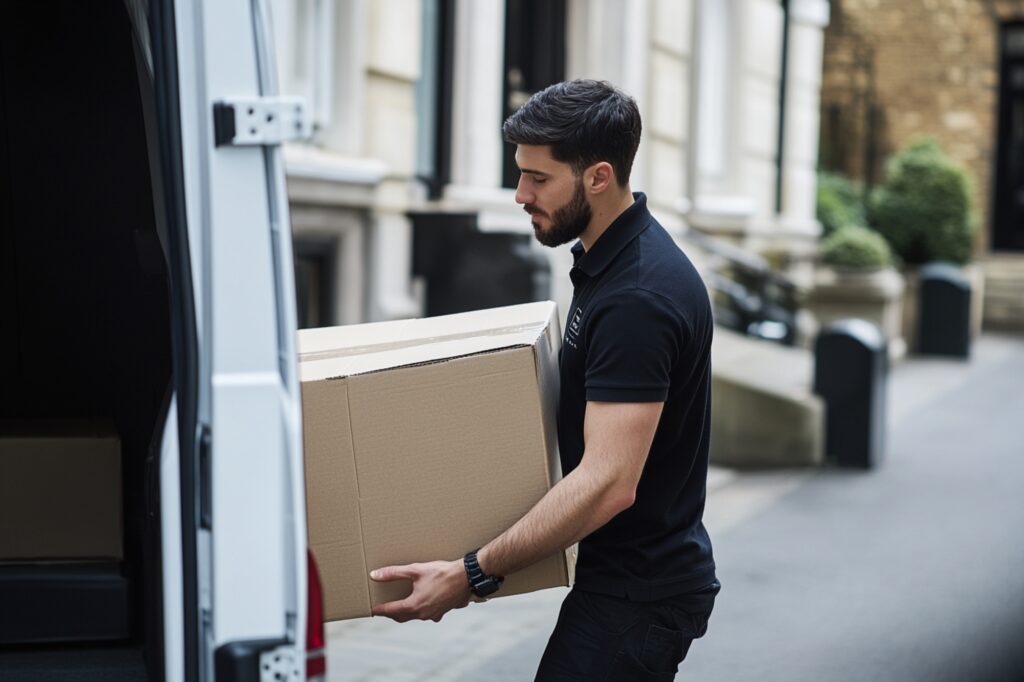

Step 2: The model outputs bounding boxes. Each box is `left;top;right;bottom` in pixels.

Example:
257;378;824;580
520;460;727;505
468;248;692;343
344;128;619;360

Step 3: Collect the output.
820;0;1024;253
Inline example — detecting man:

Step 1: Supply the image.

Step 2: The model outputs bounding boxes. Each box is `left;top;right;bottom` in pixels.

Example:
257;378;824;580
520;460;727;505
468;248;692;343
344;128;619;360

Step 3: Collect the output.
370;79;719;680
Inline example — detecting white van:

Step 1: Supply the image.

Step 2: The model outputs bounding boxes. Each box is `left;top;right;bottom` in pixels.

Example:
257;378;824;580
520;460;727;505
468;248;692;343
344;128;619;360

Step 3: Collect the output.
0;0;323;679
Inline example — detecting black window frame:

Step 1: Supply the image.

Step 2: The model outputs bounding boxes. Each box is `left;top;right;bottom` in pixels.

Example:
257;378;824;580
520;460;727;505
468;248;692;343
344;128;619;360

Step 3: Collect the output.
293;236;338;329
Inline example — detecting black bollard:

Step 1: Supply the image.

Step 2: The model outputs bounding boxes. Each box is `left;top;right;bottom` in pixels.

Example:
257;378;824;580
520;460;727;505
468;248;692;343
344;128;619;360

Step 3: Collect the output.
918;262;971;358
814;319;888;469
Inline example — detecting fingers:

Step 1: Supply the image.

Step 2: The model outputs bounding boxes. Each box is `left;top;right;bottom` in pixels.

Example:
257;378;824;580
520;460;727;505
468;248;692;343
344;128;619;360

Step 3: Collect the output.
370;597;417;622
371;597;446;623
369;564;421;582
368;560;473;623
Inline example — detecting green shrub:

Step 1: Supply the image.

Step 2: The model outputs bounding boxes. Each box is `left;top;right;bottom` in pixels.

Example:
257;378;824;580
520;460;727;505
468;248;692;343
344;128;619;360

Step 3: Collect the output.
817;171;865;238
821;225;893;270
867;137;975;265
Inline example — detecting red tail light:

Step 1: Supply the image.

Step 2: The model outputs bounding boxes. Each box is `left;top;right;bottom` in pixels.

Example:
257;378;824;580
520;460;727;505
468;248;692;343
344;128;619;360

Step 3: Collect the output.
306;549;326;679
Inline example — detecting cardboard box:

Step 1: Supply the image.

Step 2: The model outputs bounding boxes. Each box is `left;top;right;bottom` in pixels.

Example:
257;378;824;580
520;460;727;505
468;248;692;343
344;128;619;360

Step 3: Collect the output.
299;301;574;621
0;420;123;561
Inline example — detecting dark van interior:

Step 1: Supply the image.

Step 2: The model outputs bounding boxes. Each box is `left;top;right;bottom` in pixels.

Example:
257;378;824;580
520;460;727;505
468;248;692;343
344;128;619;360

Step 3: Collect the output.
1;1;171;678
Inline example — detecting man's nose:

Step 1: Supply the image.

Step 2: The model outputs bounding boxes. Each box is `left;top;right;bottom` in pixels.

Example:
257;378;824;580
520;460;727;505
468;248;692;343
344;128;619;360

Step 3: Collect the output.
515;177;533;206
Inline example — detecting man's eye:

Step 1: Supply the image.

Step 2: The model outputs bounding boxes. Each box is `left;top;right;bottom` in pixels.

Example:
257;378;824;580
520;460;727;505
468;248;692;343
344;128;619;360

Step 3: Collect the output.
535;178;546;185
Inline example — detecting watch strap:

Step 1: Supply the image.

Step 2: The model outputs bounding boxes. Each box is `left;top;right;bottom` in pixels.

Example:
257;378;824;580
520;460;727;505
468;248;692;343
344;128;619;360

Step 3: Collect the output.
464;549;503;597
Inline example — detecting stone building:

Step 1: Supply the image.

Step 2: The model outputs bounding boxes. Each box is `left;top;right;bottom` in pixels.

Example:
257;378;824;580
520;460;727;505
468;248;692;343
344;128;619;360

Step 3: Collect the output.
820;0;1024;327
268;0;832;327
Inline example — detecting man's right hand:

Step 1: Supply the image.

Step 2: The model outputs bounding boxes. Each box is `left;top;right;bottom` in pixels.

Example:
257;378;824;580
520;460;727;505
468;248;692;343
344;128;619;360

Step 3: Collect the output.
369;560;471;623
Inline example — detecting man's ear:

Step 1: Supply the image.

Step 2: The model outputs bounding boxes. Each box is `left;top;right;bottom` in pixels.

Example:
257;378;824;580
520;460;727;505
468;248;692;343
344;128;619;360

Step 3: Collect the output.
587;161;615;194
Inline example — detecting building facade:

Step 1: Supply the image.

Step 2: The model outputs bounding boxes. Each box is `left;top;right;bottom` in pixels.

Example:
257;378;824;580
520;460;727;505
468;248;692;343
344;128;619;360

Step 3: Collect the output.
269;0;831;328
820;0;1024;256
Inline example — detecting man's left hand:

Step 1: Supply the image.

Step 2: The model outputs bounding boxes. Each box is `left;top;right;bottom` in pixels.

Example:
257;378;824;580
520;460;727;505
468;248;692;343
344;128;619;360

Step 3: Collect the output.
369;560;471;623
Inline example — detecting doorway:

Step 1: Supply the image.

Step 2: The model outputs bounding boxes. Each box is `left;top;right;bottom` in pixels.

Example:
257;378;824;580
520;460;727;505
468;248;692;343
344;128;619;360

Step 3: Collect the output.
993;22;1024;251
501;0;567;189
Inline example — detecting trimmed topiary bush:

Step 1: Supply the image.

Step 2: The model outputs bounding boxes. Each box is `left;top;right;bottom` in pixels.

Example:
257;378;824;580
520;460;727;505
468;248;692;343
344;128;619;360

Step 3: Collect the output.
817;171;865;238
821;225;894;270
867;138;975;265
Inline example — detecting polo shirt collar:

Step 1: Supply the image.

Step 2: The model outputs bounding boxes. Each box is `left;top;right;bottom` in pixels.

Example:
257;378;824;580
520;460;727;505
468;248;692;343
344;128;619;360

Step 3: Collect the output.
571;192;651;279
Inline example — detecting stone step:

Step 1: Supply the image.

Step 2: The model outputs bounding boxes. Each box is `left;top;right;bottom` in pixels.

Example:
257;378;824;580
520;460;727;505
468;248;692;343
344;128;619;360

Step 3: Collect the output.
981;257;1024;330
710;327;824;468
987;297;1024;309
986;300;1024;310
985;287;1024;300
984;274;1024;284
982;317;1024;331
983;309;1024;328
985;306;1024;319
986;293;1024;305
982;258;1024;269
985;291;1024;301
982;268;1024;278
986;300;1024;313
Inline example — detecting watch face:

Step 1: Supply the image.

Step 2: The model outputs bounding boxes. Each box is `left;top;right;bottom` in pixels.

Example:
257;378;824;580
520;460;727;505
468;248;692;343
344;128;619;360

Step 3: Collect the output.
472;577;501;598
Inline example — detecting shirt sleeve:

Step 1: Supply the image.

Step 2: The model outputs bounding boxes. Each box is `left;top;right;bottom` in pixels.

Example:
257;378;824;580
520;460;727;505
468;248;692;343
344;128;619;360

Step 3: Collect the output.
584;292;680;403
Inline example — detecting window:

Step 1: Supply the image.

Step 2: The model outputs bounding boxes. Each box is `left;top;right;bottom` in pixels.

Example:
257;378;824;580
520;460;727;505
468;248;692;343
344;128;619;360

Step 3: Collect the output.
293;238;337;329
416;0;455;198
269;0;365;154
501;0;567;188
1007;25;1024;57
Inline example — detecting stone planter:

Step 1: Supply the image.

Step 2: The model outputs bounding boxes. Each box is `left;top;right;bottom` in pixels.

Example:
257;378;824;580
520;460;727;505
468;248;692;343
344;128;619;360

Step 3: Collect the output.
805;267;907;360
900;263;985;354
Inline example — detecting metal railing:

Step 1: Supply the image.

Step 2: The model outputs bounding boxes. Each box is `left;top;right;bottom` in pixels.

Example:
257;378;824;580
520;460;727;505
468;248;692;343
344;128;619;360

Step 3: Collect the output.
681;230;800;345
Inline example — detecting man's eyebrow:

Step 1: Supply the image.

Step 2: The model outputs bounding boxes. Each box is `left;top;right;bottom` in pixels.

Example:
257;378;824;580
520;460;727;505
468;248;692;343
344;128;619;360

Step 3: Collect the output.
518;167;550;177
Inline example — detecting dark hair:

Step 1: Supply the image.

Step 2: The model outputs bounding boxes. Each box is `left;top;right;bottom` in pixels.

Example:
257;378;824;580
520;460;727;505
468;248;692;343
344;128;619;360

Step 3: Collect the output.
502;79;642;186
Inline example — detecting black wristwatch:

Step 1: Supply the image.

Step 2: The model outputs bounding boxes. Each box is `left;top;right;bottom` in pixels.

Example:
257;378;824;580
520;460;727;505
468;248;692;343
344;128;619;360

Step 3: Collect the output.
464;549;504;598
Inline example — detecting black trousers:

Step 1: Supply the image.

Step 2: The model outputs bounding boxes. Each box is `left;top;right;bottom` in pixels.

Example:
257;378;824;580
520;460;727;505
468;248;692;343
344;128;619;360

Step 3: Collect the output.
535;582;719;681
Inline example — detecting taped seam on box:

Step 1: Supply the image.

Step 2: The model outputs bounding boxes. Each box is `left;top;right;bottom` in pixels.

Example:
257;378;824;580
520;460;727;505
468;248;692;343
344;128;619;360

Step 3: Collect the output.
320;345;533;381
343;384;373;614
300;324;547;362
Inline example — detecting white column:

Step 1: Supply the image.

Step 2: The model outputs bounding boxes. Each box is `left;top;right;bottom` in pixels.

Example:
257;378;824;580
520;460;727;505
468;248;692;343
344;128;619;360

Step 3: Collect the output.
368;212;421;321
451;0;506;188
736;0;784;227
623;0;651;191
687;0;757;237
566;0;650;188
780;0;831;237
325;0;368;156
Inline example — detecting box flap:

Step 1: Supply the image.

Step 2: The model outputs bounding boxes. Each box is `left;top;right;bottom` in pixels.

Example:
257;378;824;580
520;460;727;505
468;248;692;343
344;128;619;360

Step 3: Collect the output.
298;301;558;381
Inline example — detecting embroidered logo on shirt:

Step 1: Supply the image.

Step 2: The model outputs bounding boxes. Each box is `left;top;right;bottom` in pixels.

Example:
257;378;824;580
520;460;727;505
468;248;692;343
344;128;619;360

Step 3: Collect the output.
566;306;583;350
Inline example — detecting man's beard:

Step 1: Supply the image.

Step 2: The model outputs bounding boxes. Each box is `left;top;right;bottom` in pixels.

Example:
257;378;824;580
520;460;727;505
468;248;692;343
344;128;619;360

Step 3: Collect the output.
528;178;592;248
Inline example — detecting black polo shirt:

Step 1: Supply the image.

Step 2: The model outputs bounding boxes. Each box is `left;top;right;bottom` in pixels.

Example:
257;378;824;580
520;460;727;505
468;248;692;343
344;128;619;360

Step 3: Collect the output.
559;192;716;601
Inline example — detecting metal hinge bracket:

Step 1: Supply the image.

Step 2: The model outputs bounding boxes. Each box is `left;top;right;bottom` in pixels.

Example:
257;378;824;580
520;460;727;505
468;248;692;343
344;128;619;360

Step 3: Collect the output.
213;97;312;147
259;645;302;682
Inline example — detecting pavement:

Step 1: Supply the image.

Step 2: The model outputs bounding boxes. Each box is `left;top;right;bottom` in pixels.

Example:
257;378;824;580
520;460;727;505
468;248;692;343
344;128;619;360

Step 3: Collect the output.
324;333;1024;681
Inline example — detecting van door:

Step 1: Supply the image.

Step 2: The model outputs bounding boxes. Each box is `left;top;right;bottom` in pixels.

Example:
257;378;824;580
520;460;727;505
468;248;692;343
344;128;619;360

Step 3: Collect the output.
150;0;311;679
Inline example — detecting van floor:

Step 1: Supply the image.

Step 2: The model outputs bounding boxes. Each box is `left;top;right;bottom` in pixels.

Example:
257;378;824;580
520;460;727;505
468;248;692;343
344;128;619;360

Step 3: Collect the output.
0;644;146;681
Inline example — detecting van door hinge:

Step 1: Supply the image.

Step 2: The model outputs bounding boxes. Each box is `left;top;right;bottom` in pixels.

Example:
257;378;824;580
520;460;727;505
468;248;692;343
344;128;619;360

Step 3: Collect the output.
259;645;302;682
213;97;312;147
